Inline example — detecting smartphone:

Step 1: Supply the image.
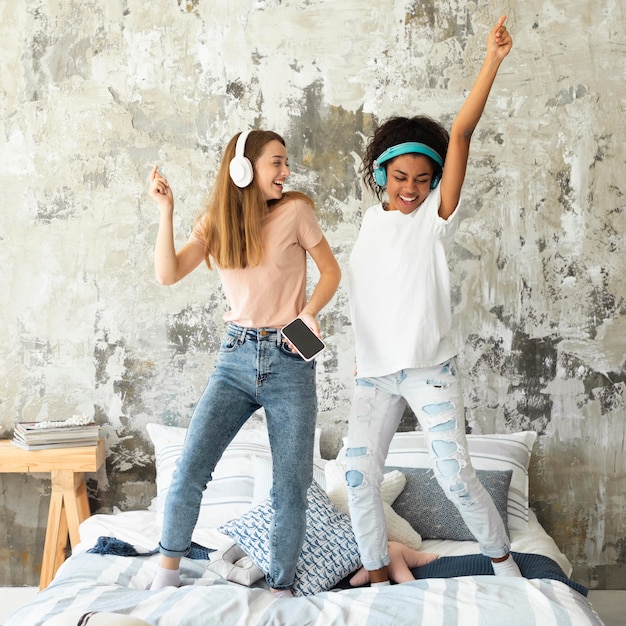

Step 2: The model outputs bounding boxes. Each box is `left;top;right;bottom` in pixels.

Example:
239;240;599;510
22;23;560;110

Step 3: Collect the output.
281;318;325;361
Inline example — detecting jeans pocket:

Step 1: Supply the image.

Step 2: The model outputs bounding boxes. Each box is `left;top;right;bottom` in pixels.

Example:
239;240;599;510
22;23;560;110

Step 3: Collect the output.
278;338;304;359
220;336;240;352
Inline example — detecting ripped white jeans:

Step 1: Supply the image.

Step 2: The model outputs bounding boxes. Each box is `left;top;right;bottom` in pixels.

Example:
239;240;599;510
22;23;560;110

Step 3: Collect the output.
345;359;511;570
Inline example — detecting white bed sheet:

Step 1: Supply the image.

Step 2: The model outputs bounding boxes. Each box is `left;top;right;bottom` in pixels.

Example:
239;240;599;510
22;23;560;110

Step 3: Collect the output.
7;507;602;626
420;510;572;576
73;506;572;577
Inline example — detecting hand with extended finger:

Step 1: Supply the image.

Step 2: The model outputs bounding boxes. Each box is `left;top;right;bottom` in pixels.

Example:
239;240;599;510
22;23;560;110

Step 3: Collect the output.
149;165;174;211
488;16;513;61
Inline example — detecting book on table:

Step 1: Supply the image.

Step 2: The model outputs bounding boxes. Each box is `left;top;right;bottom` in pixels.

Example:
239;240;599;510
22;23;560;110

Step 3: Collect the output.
12;416;101;450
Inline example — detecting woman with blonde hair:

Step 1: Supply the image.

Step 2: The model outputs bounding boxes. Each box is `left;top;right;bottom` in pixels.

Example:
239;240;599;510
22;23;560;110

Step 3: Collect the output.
148;129;341;597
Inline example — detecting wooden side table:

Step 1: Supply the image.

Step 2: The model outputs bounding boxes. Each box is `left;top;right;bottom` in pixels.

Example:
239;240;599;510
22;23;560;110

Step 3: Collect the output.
0;439;105;589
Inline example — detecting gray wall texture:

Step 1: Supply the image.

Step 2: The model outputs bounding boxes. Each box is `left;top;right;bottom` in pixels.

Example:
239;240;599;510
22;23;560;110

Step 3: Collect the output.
1;0;624;589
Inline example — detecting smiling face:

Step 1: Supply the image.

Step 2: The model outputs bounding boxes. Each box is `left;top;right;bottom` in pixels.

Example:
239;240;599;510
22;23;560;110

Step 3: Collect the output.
384;153;435;214
253;139;290;202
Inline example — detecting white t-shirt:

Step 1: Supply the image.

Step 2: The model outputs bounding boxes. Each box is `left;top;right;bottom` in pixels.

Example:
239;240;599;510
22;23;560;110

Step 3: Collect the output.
348;186;460;377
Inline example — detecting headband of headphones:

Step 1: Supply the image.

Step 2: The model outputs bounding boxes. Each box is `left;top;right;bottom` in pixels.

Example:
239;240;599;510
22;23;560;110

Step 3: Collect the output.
373;141;444;189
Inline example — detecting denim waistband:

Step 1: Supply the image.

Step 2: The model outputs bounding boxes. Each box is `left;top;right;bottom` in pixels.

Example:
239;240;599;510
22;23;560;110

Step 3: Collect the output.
227;323;282;342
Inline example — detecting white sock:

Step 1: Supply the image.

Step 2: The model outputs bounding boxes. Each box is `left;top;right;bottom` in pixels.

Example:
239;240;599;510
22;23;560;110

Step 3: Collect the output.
371;581;390;587
270;589;293;598
492;555;522;577
150;566;181;590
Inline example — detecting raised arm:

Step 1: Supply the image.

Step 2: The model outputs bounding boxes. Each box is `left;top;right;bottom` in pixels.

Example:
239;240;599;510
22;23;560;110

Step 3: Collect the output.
439;16;513;219
298;235;341;337
149;165;204;285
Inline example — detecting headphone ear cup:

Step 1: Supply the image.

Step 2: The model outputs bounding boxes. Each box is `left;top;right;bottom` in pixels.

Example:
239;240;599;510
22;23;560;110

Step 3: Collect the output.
430;171;442;189
373;165;387;187
229;131;254;188
229;155;254;188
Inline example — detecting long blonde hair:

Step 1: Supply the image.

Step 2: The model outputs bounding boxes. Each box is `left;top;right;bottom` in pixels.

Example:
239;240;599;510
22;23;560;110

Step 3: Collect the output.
199;130;313;269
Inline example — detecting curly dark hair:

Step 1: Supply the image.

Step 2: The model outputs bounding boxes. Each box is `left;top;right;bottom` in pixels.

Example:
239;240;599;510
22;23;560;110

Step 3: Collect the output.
361;116;449;200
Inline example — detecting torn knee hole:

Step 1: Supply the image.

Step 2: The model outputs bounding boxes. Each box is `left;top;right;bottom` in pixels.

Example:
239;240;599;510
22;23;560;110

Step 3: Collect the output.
422;401;454;416
345;469;364;488
345;446;367;458
431;438;462;478
431;439;457;458
440;361;457;377
426;378;448;389
450;481;471;504
428;419;456;433
435;457;460;478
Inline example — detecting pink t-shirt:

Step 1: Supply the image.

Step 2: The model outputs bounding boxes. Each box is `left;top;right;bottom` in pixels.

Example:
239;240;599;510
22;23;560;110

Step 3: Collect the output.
188;196;323;328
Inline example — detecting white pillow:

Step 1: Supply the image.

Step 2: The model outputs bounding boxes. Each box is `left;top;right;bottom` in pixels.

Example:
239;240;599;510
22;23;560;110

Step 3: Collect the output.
324;458;422;550
147;423;323;530
384;431;537;532
147;423;271;529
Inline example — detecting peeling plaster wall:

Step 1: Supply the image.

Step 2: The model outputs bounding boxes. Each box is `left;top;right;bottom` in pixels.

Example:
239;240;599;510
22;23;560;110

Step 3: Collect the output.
1;0;624;588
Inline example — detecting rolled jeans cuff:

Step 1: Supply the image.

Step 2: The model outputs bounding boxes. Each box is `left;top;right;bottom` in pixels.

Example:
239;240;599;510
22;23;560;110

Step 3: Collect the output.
158;542;189;559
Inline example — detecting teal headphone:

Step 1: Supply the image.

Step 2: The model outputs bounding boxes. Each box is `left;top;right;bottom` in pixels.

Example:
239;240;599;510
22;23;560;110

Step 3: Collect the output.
373;142;444;189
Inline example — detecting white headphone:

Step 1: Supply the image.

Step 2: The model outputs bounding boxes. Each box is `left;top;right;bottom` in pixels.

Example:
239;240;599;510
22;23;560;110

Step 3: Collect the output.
229;130;254;188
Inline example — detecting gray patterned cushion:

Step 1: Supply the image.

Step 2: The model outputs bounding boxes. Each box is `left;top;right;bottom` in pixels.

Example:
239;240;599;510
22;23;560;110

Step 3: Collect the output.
384;431;536;532
218;480;361;596
387;467;512;541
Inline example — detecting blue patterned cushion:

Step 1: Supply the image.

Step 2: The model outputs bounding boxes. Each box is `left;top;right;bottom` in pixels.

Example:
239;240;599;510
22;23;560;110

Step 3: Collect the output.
388;467;512;541
218;480;361;596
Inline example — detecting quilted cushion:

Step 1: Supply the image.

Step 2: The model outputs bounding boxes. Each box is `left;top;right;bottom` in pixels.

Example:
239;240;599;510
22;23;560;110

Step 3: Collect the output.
388;467;512;541
384;431;536;531
219;480;361;596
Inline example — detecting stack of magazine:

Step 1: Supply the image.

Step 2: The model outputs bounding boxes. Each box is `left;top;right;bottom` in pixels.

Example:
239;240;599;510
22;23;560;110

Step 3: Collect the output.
12;415;100;450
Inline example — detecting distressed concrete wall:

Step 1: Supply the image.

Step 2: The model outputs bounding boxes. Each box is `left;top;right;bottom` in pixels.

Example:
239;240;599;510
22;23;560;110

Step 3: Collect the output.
1;0;624;589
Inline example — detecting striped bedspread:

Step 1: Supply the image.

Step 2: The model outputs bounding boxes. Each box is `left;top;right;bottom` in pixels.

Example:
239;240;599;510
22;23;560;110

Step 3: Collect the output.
6;552;604;626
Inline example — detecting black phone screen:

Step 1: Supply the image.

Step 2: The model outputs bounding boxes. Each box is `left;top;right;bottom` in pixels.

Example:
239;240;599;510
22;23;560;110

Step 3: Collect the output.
281;318;325;361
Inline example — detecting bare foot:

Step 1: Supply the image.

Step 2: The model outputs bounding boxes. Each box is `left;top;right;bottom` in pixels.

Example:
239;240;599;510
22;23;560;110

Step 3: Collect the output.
350;542;439;586
388;541;439;583
350;566;373;587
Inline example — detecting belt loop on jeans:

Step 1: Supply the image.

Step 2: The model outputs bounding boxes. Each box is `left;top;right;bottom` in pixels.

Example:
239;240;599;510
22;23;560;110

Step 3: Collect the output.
237;325;247;343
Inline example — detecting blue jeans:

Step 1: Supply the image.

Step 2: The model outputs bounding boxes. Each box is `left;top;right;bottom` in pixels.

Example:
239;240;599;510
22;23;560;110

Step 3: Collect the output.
345;360;510;571
159;323;318;590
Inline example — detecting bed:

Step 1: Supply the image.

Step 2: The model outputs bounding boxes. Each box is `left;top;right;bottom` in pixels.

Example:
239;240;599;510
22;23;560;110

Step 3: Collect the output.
6;424;604;626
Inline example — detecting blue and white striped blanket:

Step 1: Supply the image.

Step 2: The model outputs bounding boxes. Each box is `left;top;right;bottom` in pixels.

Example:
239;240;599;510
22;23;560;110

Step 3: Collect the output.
6;551;603;626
